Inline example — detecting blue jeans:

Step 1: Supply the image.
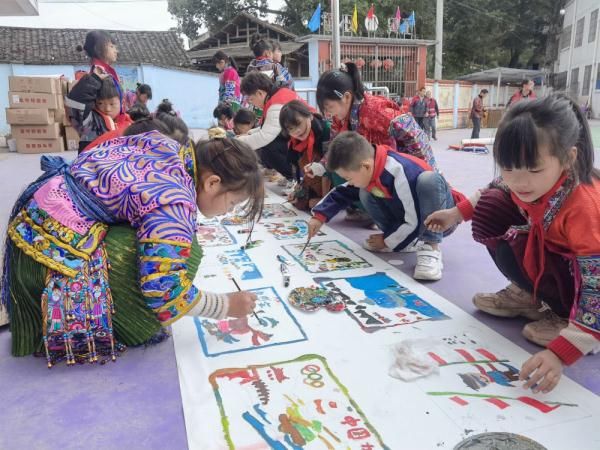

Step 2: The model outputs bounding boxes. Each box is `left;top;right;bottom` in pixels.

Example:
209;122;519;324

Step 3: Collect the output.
359;171;455;248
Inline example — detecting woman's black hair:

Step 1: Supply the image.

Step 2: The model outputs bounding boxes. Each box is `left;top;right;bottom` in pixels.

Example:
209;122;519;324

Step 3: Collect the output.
213;50;239;71
240;71;276;96
136;83;152;99
316;62;365;112
156;98;176;116
97;77;120;100
494;93;599;184
156;111;189;145
233;109;256;126
127;102;150;121
213;103;233;120
194;137;264;223
76;30;114;60
279;100;313;134
123;117;169;136
250;33;273;58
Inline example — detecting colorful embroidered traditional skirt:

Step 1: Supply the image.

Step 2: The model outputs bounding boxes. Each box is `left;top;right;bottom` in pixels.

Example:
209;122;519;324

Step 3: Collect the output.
7;224;202;365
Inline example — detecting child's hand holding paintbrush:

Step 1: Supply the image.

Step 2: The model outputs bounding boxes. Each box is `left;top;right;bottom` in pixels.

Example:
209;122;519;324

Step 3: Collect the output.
229;277;261;321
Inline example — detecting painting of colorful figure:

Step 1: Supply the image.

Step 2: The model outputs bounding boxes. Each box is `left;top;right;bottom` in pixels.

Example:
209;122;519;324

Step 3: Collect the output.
199;248;263;281
263;220;325;241
261;203;298;219
283;240;372;273
209;354;389;449
316;271;449;332
194;287;307;356
196;217;236;247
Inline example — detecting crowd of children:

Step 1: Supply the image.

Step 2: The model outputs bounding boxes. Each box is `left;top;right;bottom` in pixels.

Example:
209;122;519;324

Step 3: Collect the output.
2;28;598;394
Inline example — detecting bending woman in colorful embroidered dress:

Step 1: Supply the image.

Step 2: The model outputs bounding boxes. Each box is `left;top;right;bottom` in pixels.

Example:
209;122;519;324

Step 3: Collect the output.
425;94;600;393
311;63;437;171
2;129;263;366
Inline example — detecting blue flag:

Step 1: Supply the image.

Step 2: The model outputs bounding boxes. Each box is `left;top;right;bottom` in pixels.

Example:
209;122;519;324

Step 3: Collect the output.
307;4;322;32
399;21;408;34
408;11;415;27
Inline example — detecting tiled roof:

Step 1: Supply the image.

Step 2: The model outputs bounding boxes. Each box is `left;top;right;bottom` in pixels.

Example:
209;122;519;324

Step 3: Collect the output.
0;26;190;68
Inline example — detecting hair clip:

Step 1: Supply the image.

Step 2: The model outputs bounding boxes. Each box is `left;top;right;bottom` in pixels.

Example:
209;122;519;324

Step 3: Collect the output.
333;90;344;99
208;127;227;140
339;63;348;73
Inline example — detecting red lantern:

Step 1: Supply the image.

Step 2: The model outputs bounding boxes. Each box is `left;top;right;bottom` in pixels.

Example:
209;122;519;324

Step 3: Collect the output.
354;57;366;69
370;58;382;69
383;58;394;71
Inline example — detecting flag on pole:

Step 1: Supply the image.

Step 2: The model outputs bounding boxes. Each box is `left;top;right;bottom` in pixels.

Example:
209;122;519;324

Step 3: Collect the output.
307;3;322;32
399;21;408;34
394;6;402;31
367;4;375;19
352;4;359;34
408;11;415;27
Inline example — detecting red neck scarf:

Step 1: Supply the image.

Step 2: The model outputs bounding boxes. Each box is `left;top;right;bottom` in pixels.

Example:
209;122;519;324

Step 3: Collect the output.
509;172;568;299
289;128;316;162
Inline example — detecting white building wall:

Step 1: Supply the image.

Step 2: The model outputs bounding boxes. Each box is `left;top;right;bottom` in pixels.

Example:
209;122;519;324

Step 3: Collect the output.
557;0;600;117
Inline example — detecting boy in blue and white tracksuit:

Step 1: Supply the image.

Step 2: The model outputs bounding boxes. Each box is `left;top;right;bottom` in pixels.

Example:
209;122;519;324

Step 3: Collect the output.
308;131;463;281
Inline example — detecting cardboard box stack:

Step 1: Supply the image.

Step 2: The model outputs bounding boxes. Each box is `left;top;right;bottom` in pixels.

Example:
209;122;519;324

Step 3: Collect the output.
6;75;74;154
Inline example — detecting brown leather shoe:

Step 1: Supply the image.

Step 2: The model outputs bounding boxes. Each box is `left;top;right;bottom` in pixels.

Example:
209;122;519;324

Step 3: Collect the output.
473;283;545;320
522;314;569;347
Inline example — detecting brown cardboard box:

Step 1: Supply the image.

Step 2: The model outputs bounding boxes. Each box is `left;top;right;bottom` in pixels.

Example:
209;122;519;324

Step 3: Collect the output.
64;126;80;151
9;76;61;94
9;91;61;109
11;123;62;140
6;108;55;125
16;137;65;154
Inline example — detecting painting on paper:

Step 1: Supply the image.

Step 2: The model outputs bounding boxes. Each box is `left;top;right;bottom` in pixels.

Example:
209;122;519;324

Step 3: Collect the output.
194;287;307;357
196;217;236;247
414;331;586;432
261;203;298;219
209;354;389;449
200;248;263;281
316;272;449;332
263;220;325;241
283;240;372;273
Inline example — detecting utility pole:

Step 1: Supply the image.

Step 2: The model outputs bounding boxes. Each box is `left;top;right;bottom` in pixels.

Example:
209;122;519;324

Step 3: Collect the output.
331;0;341;70
434;0;444;80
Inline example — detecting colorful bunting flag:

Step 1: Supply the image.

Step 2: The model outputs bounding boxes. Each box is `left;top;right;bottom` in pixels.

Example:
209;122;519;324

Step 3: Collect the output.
307;3;322;32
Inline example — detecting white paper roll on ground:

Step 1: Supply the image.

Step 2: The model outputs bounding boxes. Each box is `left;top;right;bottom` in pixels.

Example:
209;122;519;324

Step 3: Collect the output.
461;137;495;146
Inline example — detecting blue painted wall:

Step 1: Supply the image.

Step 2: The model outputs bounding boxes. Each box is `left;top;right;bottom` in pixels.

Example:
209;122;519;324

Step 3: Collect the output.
1;63;220;134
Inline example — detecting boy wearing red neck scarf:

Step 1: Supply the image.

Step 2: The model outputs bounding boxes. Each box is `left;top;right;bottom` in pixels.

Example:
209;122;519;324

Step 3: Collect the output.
425;94;600;393
308;131;464;281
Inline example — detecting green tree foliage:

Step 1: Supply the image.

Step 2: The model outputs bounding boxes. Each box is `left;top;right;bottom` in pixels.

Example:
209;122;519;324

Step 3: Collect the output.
169;0;561;78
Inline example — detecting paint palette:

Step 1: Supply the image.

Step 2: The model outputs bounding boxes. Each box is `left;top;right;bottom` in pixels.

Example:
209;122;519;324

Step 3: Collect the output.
283;240;372;273
196;217;236;247
209;354;388;449
195;287;307;356
316;272;449;331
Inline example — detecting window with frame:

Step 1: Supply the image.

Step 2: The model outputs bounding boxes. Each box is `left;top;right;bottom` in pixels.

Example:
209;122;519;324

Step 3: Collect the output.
560;25;572;50
582;65;592;95
570;67;580;95
590;9;599;43
574;17;585;47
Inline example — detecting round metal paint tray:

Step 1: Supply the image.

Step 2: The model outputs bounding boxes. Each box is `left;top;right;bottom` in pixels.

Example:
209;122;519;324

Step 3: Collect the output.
454;432;547;450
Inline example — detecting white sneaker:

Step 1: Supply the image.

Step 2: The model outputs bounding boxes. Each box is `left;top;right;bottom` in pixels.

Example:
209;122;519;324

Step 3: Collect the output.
400;239;424;253
362;239;393;253
413;244;443;281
